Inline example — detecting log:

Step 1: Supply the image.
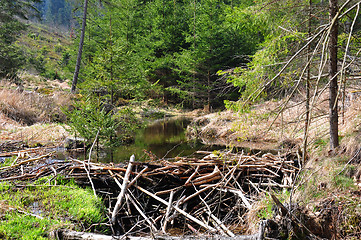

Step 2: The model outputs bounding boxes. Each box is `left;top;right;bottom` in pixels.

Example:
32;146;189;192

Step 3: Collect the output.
52;229;268;240
51;229;149;239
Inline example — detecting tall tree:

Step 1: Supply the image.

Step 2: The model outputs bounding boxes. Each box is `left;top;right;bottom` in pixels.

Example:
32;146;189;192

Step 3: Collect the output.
0;0;41;79
71;0;88;93
329;0;339;150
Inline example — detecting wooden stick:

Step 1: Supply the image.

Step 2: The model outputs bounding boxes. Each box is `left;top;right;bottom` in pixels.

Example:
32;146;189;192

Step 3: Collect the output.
126;193;157;232
143;165;174;176
168;195;186;222
128;166;149;188
197;189;230;236
216;187;252;210
134;184;217;233
187;175;221;187
156;186;182;196
111;155;135;224
108;170;122;188
210;213;235;237
0;152;53;171
191;165;219;183
162;190;174;234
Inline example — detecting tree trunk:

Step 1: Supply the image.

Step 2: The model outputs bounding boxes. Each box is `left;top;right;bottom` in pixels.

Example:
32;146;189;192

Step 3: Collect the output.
303;0;312;164
329;0;339;150
71;0;89;93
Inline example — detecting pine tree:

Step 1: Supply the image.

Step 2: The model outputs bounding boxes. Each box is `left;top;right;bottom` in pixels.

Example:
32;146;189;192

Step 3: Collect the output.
0;0;41;79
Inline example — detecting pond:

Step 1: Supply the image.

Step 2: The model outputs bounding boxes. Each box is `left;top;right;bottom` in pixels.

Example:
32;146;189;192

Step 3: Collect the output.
101;117;220;163
55;117;271;163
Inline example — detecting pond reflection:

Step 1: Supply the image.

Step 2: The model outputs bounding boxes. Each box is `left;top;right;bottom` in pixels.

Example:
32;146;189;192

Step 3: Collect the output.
103;117;219;163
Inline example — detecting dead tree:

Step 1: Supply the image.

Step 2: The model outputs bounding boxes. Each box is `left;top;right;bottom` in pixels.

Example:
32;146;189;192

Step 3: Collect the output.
328;0;339;150
71;0;89;93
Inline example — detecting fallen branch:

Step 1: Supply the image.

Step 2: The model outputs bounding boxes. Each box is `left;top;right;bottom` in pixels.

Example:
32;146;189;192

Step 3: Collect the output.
111;155;135;224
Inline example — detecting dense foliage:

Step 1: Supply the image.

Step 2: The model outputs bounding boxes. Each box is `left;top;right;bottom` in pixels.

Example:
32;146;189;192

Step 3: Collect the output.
0;0;41;79
226;0;361;103
70;0;267;108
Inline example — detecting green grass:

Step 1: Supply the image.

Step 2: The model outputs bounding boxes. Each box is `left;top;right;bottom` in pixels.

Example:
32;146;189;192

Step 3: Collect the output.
257;191;290;220
16;23;73;81
0;156;17;168
0;177;106;239
332;174;356;190
0;213;62;240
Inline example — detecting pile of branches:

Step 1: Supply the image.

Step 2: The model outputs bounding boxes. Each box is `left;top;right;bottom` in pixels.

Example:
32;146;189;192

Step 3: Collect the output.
0;148;301;238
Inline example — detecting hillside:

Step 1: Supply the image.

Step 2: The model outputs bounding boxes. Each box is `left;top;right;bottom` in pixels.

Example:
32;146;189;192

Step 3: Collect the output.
17;22;73;83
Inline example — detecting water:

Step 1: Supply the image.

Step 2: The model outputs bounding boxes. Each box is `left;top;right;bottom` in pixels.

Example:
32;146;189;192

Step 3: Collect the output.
101;117;221;163
55;117;269;163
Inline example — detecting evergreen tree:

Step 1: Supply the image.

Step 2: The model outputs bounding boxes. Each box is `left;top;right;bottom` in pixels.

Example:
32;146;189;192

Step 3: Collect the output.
0;0;41;79
36;0;73;28
70;0;270;107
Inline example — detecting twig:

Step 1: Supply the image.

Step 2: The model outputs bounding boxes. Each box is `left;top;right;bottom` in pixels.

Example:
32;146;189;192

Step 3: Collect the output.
184;165;200;185
82;130;100;197
128;166;149;188
338;147;361;175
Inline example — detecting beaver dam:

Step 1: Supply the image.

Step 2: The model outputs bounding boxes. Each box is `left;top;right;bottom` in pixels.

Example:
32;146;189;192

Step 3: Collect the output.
0;146;326;239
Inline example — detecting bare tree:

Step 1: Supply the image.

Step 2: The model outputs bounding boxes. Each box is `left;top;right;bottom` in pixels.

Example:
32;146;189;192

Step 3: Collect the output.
71;0;89;93
329;0;339;150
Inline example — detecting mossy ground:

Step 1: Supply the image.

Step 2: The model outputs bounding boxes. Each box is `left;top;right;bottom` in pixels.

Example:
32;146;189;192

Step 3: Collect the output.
0;177;106;239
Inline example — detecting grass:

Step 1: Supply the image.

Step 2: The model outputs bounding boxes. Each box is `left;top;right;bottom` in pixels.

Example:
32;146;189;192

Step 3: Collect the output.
0;82;70;125
17;23;73;81
0;177;106;239
244;190;290;234
0;212;62;240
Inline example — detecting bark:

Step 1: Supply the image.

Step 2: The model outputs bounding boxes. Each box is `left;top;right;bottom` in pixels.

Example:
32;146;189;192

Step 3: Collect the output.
71;0;89;93
329;0;339;150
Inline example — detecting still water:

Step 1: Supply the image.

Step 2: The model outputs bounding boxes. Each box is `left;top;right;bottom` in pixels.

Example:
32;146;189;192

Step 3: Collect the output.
102;117;219;163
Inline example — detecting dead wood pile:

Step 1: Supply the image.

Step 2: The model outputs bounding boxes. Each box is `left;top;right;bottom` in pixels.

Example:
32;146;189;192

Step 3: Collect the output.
0;148;300;238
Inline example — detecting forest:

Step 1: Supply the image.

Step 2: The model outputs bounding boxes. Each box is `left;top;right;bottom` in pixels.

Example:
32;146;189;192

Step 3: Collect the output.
1;0;361;239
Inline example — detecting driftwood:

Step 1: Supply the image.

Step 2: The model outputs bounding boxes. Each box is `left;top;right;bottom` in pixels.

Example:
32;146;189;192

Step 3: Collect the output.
0;148;300;238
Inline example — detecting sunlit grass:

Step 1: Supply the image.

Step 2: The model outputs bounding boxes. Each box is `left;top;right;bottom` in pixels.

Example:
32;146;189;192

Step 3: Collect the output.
0;177;106;239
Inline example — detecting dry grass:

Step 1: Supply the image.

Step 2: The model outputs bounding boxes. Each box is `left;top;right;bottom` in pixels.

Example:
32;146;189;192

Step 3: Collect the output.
0;81;72;145
188;88;361;154
2;123;70;145
0;82;71;126
339;96;361;156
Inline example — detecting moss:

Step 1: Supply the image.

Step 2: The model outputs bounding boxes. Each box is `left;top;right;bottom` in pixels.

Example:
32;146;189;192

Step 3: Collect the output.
0;177;106;238
0;212;62;240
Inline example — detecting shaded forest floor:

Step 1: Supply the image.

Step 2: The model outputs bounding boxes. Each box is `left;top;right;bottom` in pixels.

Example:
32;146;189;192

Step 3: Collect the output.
1;79;361;239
